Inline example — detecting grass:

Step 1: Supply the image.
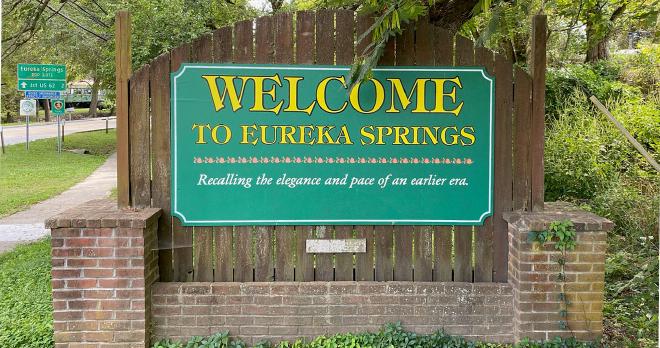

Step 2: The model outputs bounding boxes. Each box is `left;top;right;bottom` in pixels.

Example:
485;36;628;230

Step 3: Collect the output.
0;129;116;217
0;238;53;348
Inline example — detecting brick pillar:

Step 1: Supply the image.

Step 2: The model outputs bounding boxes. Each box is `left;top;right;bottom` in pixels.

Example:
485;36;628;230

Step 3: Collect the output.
506;202;612;342
47;199;161;348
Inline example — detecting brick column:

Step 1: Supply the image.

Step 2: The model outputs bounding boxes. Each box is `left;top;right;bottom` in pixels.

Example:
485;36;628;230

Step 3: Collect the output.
47;199;161;348
506;202;612;341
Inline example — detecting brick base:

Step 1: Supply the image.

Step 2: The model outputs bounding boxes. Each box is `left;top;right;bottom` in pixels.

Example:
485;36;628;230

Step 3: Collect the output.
48;200;610;347
151;282;514;345
505;202;612;341
47;200;161;348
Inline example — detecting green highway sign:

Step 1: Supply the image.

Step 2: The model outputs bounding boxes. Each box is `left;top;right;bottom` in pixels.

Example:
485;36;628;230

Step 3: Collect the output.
171;64;494;226
51;99;66;115
18;79;66;91
17;64;66;80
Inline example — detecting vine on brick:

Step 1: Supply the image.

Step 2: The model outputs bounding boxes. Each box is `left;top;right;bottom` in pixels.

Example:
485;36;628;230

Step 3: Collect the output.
528;219;577;331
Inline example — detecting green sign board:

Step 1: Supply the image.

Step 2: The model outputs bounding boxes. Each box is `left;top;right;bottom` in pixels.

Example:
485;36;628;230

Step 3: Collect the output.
18;79;66;91
171;64;494;226
51;99;66;115
17;64;66;80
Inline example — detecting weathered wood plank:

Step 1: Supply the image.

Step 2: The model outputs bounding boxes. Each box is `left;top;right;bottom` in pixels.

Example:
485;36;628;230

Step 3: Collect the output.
393;226;413;281
415;17;434;66
334;226;354;281
128;65;150;208
234;19;254;63
189;34;214;282
315;9;334;64
354;225;374;281
295;226;315;281
314;226;334;281
396;23;415;65
312;10;335;281
513;67;533;210
453;35;474;283
296;11;315;64
211;27;234;283
149;52;172;281
271;12;296;282
354;14;375;283
172;220;193;282
170;43;192;282
214;226;233;282
234;226;253;282
274;12;293;64
530;15;547;212
115;11;131;208
255;16;274;63
335;10;354;65
413;226;433;281
433;226;452;281
380;34;395;65
473;46;495;283
433;27;453;66
413;17;436;282
231;22;254;283
213;27;232;63
453;226;473;282
374;225;393;281
356;14;374;59
250;17;276;283
254;226;273;281
193;226;214;282
474;219;493;282
493;53;514;282
275;226;295;281
332;10;355;282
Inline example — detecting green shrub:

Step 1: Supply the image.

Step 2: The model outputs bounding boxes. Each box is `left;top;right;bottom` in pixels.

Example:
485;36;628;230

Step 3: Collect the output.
0;239;53;348
613;41;660;96
152;323;600;348
545;63;642;120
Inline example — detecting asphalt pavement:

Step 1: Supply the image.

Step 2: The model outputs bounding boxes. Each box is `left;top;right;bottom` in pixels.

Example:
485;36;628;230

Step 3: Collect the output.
1;117;116;145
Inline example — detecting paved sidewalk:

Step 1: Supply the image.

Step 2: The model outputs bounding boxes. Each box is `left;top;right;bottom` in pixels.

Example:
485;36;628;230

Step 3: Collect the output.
0;153;117;253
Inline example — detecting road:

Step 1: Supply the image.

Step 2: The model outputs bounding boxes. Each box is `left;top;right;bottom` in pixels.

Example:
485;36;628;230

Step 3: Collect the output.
1;117;116;145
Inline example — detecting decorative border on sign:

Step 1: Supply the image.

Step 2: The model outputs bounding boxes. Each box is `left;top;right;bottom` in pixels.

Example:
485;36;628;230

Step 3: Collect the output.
192;156;474;165
171;64;495;225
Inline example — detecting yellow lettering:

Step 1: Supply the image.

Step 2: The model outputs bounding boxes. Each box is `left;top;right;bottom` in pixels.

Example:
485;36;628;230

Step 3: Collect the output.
431;77;464;116
284;77;316;115
317;77;348;113
387;78;430;113
201;75;249;112
250;75;284;114
350;78;385;114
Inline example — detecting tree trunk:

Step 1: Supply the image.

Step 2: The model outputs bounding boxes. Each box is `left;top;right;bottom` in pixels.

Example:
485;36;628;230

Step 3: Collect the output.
89;78;100;118
584;3;626;63
585;21;609;62
428;0;480;33
43;99;50;122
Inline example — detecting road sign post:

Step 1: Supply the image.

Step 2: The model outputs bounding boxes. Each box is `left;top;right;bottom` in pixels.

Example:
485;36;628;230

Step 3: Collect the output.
52;99;65;153
19;99;37;150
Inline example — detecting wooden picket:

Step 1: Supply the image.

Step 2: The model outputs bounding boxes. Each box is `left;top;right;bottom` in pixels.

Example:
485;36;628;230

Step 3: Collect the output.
124;10;543;283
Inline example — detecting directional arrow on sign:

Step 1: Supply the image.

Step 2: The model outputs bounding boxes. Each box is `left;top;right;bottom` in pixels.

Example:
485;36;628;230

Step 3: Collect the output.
20;82;27;89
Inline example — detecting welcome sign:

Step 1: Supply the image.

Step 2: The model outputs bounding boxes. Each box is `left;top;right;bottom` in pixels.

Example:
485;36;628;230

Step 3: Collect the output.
171;64;494;225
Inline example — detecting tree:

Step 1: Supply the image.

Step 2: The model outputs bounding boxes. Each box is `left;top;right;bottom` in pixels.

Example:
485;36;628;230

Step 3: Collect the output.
1;0;259;121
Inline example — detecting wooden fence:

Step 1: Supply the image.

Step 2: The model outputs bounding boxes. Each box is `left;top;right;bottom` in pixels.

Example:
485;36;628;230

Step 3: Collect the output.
116;10;546;283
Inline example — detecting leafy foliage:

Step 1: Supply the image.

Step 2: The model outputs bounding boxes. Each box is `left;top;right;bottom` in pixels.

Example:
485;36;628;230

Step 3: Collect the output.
544;59;659;347
0;239;53;348
152;323;600;348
